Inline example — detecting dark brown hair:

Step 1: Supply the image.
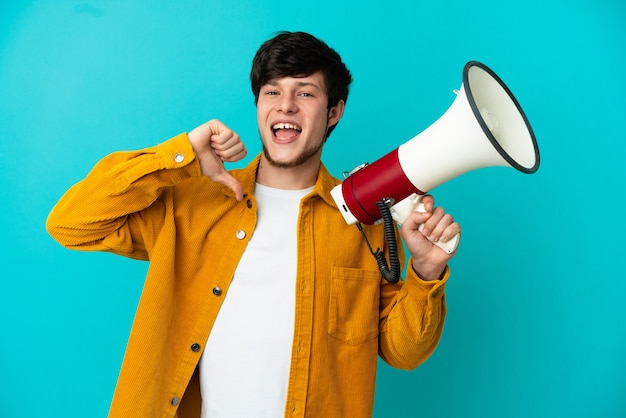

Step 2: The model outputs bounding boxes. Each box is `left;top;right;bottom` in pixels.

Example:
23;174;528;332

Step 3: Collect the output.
250;31;353;137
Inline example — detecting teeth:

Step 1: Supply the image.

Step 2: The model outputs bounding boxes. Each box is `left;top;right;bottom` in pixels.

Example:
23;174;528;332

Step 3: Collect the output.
272;123;301;131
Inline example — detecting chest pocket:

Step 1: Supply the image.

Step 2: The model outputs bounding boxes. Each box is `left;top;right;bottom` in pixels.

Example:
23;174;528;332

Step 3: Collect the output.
328;266;381;345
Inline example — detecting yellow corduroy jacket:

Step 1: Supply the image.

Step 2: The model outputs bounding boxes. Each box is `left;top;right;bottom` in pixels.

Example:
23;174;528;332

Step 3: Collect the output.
46;133;448;418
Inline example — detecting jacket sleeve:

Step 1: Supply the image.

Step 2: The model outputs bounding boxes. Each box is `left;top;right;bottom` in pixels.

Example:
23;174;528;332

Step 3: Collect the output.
46;133;202;260
378;255;448;370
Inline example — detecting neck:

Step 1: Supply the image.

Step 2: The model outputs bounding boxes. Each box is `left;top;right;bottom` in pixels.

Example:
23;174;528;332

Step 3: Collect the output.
256;154;320;190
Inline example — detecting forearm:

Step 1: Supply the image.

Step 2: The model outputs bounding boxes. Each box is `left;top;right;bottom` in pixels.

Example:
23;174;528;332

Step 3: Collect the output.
378;265;448;370
46;133;201;257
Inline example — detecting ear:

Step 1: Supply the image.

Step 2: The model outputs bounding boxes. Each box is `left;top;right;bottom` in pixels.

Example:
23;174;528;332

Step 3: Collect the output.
327;99;345;128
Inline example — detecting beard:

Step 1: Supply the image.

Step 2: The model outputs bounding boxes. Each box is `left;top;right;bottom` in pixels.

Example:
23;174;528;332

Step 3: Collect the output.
261;139;325;169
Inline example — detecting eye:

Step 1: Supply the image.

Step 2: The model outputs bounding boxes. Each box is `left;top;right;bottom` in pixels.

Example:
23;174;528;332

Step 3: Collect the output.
299;92;313;97
260;86;279;96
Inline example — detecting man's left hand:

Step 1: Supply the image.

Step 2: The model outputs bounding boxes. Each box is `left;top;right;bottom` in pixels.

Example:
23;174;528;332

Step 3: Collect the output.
400;195;461;281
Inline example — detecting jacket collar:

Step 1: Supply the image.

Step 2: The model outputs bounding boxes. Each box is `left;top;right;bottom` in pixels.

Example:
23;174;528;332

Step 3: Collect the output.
225;154;341;209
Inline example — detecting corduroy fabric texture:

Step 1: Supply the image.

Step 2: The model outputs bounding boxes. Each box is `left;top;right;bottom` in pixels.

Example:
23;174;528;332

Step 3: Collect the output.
47;133;448;418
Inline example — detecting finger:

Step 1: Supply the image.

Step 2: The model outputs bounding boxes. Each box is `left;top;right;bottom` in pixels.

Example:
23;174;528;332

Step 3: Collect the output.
206;119;229;135
189;119;233;156
222;146;248;163
213;140;247;162
211;128;237;146
440;221;461;243
419;206;445;237
420;194;435;212
426;212;455;243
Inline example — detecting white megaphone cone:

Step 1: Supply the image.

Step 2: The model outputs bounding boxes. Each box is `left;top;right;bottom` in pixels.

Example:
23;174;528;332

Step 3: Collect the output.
331;61;540;254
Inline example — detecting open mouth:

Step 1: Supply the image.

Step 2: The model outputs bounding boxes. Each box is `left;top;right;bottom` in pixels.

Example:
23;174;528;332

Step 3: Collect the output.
272;122;302;141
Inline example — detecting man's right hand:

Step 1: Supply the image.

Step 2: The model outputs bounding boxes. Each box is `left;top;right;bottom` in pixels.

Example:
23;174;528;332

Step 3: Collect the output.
188;119;248;201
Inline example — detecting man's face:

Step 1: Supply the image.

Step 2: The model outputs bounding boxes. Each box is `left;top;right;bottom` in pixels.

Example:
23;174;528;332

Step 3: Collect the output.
256;72;344;169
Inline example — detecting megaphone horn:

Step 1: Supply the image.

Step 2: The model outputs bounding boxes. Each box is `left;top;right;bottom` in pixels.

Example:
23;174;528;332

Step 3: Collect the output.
331;61;540;261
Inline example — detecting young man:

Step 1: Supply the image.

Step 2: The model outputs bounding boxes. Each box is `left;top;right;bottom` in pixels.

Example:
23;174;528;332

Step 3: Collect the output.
47;31;460;418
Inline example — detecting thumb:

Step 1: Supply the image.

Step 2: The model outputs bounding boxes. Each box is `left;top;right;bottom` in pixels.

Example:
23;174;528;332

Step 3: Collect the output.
406;209;433;227
210;170;244;201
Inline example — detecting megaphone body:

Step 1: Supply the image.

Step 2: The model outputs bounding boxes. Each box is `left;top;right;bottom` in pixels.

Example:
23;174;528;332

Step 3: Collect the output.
331;61;540;254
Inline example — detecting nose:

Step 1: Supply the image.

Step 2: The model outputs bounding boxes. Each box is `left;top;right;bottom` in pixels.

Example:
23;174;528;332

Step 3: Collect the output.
278;94;298;113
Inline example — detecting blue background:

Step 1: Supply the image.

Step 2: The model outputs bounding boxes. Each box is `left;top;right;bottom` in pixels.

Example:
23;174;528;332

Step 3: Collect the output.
1;1;625;417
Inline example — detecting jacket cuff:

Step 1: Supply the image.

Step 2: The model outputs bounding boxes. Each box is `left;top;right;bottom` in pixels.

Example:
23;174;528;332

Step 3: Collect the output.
404;262;449;301
156;133;202;176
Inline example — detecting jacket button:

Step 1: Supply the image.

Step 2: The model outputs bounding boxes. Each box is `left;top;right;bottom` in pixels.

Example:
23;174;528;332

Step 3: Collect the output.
212;287;222;296
190;343;201;352
173;153;185;163
170;396;179;406
246;199;253;208
236;230;246;239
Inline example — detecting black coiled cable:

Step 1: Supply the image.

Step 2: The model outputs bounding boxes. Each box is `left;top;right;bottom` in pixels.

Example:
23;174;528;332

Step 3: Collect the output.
374;200;401;284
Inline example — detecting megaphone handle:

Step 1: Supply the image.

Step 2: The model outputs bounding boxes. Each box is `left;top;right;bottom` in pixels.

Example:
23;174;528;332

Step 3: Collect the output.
415;200;460;254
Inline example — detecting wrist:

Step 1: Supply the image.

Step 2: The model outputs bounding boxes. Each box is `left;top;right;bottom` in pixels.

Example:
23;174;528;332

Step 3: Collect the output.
411;261;446;281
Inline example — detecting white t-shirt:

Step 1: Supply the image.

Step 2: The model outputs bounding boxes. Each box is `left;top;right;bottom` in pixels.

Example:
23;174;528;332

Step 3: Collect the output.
199;183;312;418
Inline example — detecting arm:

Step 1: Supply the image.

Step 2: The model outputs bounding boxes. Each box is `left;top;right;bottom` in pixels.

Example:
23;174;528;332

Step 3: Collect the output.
378;196;459;369
46;134;202;259
46;120;247;259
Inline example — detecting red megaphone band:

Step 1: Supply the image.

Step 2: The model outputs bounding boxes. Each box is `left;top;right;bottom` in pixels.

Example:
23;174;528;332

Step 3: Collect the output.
341;148;425;224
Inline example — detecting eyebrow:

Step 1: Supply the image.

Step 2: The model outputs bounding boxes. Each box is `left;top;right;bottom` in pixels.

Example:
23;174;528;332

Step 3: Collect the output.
266;79;324;91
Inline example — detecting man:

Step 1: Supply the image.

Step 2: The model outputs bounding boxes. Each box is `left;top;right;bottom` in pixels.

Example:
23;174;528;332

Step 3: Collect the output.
47;31;460;418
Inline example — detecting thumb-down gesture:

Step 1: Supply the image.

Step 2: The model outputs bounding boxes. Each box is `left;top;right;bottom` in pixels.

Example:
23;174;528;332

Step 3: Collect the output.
188;119;248;201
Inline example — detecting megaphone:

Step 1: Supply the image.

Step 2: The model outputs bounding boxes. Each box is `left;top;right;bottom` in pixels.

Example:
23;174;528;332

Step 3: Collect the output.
331;61;540;259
